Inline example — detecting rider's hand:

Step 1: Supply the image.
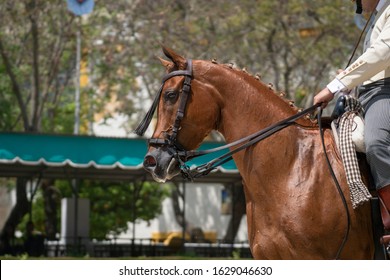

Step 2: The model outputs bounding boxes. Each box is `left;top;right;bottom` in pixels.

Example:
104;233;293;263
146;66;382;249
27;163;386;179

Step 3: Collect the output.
313;87;334;108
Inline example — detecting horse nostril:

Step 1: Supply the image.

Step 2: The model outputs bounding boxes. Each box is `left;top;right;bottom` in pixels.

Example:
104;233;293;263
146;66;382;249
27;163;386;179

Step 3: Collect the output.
143;155;157;168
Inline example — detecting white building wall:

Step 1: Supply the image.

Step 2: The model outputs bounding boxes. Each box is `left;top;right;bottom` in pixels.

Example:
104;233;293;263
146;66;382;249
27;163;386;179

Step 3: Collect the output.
60;198;90;244
0;186;15;230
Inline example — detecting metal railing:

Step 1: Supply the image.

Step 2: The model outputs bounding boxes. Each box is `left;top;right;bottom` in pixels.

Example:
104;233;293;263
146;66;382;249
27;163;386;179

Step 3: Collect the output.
44;238;252;258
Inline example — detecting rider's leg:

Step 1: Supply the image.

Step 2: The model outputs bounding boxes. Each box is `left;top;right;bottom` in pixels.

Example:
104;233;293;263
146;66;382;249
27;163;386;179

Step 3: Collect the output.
364;97;390;192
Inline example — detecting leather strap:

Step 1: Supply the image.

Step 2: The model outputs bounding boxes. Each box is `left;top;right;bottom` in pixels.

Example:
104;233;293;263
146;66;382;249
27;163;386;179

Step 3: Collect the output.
380;235;390;245
134;60;193;136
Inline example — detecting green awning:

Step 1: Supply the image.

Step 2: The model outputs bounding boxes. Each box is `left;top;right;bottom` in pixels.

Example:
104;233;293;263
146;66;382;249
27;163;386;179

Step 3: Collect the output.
0;132;240;183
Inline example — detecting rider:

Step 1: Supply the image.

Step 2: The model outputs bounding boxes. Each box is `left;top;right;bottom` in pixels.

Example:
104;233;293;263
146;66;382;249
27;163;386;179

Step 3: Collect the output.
313;0;390;224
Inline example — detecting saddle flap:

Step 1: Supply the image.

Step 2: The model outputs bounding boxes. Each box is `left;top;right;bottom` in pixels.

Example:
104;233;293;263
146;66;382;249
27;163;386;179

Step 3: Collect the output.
378;186;390;230
380;200;390;230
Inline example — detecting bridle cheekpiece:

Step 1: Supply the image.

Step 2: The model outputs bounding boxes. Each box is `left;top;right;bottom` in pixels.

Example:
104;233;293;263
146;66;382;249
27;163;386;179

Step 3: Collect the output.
134;59;194;164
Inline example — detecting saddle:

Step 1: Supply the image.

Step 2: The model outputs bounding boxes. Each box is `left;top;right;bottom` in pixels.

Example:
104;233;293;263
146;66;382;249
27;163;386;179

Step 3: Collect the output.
330;96;390;255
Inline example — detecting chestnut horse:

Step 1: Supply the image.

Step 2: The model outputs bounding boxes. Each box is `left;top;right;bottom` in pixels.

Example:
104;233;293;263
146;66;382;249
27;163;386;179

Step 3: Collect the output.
136;47;374;259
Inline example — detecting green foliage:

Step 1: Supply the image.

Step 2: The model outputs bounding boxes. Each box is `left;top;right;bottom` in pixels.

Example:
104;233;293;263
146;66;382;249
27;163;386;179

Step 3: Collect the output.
86;0;359;111
17;180;171;240
17;191;46;236
0;64;21;131
60;180;171;239
0;0;361;132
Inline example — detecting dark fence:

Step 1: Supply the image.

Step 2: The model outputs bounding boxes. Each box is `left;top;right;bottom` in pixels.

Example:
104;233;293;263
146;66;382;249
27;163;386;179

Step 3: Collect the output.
44;238;252;259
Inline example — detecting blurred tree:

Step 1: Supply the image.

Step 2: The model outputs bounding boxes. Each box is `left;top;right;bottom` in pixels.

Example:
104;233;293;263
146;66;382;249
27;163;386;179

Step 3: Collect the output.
0;0;78;241
17;180;171;240
91;0;359;113
78;180;171;239
0;0;361;133
0;0;363;132
0;0;142;242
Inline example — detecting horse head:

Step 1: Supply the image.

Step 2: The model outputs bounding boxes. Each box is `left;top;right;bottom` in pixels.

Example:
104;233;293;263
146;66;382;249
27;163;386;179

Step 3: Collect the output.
136;47;220;182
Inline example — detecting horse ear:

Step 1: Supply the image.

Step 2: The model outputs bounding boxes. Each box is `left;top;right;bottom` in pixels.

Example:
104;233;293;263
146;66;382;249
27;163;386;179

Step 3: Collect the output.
157;56;173;71
161;45;186;70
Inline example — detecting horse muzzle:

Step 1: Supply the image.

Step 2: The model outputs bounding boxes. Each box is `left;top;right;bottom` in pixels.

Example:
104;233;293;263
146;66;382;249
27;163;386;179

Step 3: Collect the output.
143;148;181;183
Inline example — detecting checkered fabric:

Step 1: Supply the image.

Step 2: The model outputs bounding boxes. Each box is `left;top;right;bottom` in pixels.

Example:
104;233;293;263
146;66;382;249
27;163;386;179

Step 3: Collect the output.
339;96;372;209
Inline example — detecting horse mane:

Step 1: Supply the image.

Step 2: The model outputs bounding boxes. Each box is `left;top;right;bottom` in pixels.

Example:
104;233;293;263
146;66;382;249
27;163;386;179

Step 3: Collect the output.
211;59;299;109
209;58;315;125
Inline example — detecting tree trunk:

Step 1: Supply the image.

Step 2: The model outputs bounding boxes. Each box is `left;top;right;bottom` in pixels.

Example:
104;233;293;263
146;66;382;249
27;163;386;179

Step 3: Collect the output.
28;0;41;131
0;178;29;239
222;185;246;243
0;0;43;238
41;179;60;240
171;183;194;233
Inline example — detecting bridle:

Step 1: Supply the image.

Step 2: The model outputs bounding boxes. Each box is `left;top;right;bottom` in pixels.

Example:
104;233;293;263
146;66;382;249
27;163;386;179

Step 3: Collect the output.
135;58;321;180
134;59;193;139
134;59;195;164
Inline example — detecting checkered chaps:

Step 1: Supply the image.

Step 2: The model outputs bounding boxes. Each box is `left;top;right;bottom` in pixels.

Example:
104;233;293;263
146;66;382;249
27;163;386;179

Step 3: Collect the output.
339;96;372;209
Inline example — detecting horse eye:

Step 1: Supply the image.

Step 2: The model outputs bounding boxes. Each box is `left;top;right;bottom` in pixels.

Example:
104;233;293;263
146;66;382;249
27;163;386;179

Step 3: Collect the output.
164;90;179;103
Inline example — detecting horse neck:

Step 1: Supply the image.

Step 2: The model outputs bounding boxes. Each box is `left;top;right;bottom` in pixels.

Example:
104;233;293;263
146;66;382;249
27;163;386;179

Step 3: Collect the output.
207;64;299;143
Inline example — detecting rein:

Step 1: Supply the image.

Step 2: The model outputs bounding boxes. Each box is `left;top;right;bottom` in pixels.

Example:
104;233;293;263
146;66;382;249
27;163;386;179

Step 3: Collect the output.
317;107;350;260
179;104;321;180
347;7;376;67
